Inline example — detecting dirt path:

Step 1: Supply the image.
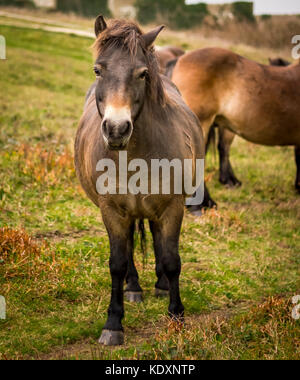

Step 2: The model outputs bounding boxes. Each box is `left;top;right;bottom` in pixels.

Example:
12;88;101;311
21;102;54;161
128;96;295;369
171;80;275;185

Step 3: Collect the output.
0;10;168;48
0;10;94;39
32;303;250;360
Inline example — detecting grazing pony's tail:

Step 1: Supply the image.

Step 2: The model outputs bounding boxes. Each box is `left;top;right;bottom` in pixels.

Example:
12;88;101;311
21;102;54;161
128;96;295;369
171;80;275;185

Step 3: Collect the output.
206;124;217;158
138;220;147;267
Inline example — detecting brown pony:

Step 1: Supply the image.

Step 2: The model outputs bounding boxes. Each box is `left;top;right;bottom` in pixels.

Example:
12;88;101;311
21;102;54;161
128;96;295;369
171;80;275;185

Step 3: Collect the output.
172;48;300;203
75;16;204;346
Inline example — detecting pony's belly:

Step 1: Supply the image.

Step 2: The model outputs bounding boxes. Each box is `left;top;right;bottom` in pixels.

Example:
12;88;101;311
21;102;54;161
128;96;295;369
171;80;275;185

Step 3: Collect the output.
232;120;300;146
221;91;300;146
100;194;184;220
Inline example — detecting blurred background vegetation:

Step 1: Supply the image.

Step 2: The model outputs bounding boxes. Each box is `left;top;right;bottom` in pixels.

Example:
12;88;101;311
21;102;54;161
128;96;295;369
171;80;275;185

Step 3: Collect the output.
1;0;299;50
0;0;255;27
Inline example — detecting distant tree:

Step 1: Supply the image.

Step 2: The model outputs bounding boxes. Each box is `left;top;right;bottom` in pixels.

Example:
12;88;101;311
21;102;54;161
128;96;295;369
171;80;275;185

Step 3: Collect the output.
135;0;208;29
0;0;35;7
56;0;111;17
261;14;272;21
232;2;255;23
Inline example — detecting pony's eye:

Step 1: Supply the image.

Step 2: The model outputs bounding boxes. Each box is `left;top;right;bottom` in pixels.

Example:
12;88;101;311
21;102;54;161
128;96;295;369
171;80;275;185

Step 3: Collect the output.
139;70;148;80
94;67;102;78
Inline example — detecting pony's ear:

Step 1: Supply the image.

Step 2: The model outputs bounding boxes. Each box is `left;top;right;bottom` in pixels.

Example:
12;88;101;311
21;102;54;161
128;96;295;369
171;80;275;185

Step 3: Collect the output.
142;25;165;49
95;15;107;37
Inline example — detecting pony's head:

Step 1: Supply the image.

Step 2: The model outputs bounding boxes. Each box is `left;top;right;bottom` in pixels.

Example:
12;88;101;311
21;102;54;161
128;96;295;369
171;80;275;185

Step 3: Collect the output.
93;15;165;150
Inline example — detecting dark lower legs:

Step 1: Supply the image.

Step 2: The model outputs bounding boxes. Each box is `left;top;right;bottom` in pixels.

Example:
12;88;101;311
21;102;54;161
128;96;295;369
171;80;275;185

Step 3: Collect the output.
99;212;134;346
99;235;128;345
99;202;185;346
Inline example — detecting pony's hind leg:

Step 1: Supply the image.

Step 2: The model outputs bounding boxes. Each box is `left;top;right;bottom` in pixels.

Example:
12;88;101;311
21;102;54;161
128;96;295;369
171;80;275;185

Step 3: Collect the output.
295;147;300;193
99;211;132;346
218;127;241;187
150;221;169;297
125;222;143;303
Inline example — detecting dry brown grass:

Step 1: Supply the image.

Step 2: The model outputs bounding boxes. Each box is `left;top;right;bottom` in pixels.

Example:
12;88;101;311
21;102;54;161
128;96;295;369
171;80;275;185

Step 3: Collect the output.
142;296;300;360
0;228;71;298
0;227;51;280
16;144;75;185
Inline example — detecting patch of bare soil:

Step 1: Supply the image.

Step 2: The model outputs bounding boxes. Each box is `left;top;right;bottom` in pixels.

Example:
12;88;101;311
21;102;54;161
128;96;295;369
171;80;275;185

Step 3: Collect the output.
34;227;106;243
33;302;251;360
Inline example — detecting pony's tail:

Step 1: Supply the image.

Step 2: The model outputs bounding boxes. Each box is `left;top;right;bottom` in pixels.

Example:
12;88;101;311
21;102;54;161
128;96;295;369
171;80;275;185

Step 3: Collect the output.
138;220;147;267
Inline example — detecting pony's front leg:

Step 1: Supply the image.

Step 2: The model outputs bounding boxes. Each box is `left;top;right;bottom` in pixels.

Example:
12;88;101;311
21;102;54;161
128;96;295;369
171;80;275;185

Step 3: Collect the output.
154;201;185;321
99;212;132;346
149;221;169;297
125;222;143;303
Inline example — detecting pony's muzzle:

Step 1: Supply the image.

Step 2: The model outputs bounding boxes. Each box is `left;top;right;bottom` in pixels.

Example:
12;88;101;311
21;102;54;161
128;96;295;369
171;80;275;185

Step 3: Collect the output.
102;118;133;150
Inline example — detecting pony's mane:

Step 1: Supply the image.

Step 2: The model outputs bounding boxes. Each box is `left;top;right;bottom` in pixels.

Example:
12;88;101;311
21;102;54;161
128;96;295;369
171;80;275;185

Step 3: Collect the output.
93;19;167;107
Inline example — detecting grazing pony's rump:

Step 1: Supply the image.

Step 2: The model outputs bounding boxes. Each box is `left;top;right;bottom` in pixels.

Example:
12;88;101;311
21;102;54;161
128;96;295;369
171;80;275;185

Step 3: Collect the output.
172;48;300;204
207;57;293;190
75;16;204;346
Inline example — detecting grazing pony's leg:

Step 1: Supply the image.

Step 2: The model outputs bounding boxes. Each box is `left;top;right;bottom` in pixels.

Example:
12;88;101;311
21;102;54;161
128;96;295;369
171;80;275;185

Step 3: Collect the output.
150;221;169;297
295;147;300;193
188;116;217;214
99;210;132;346
187;184;217;217
125;222;143;303
218;127;241;187
151;201;185;321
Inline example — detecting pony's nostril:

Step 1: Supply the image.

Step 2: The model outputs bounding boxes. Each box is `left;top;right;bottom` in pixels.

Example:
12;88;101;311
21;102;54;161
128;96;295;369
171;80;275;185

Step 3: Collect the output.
119;121;131;136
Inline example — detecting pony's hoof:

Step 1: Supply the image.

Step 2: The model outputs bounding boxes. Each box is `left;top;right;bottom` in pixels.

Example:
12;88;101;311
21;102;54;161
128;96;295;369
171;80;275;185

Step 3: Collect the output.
99;330;124;346
226;180;242;188
155;288;169;298
220;177;242;188
125;291;143;303
190;209;203;217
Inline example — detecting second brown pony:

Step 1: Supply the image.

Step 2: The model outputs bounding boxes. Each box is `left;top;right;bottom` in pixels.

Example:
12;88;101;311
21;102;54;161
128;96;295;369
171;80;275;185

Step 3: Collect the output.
172;48;300;200
209;57;293;189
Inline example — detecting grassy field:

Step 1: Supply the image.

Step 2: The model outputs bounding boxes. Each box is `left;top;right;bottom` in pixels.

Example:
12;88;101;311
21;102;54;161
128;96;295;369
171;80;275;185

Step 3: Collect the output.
0;24;299;360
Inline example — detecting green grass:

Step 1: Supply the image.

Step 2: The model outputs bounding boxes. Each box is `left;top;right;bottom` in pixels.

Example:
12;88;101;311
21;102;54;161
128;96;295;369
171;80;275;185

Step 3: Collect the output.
0;25;299;360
